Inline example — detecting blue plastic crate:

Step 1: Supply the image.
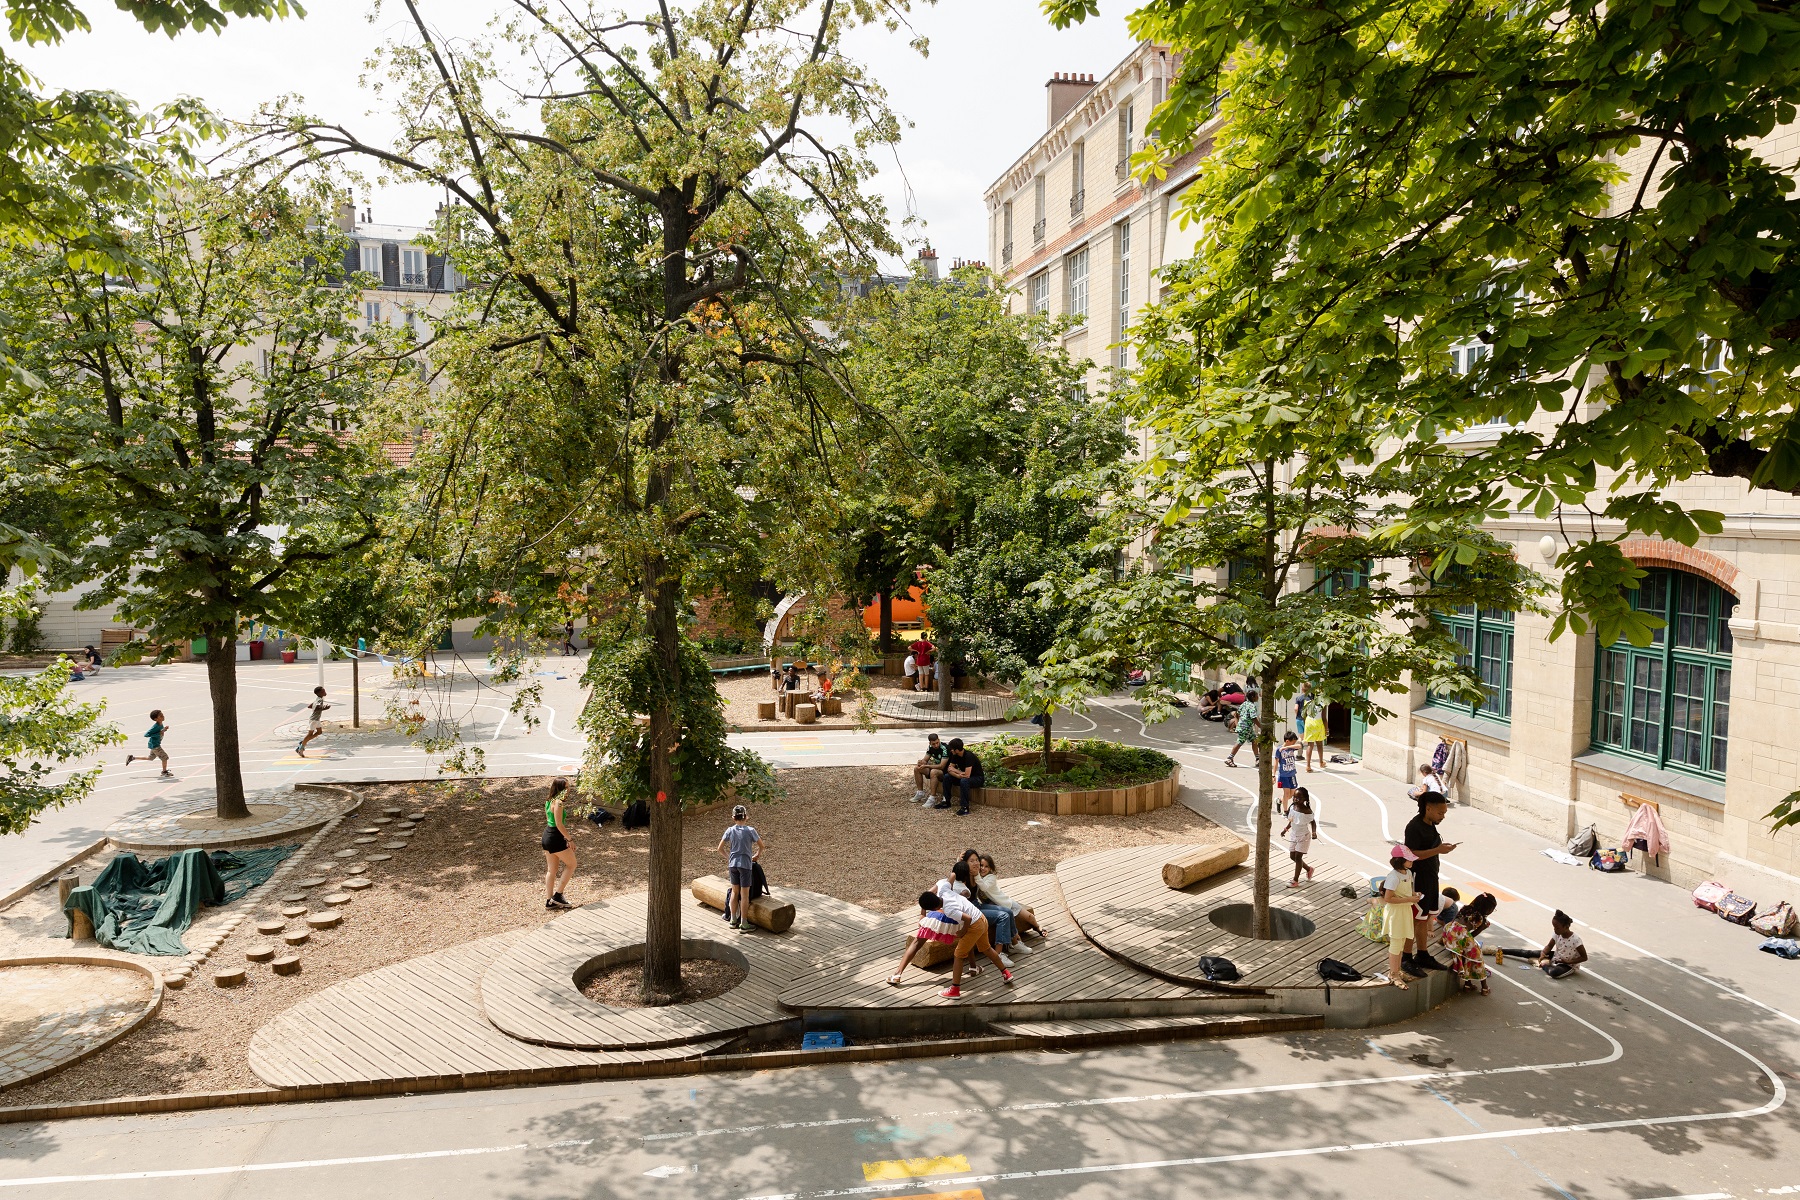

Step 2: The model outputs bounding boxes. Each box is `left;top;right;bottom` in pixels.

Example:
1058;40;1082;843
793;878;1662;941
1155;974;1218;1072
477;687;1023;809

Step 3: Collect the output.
801;1031;848;1050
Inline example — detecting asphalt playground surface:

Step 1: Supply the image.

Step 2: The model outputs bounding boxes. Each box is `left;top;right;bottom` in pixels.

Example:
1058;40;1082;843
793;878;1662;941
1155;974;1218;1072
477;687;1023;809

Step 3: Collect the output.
3;660;1800;1199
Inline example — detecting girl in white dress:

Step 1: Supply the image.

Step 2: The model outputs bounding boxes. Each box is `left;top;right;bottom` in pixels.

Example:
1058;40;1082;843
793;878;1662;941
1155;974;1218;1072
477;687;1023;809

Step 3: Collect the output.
1281;788;1316;887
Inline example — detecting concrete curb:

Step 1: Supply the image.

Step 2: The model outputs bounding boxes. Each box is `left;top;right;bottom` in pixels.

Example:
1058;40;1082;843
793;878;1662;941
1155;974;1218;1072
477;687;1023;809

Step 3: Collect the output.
0;953;164;1092
0;838;111;911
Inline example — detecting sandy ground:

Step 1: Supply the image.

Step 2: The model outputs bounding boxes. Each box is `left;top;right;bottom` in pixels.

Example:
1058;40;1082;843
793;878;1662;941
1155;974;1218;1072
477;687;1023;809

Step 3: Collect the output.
0;767;1228;1105
718;670;1010;730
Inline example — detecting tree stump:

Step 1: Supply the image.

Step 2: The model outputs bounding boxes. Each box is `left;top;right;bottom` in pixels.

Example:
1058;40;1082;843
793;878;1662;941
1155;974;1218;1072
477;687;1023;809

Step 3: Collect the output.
271;955;302;976
256;918;286;936
70;908;95;942
689;873;796;933
911;935;954;968
57;873;78;907
213;967;246;988
245;943;276;963
323;892;351;907
821;696;843;716
795;703;817;724
342;877;372;892
306;911;342;930
1162;840;1251;889
283;929;310;946
757;700;777;720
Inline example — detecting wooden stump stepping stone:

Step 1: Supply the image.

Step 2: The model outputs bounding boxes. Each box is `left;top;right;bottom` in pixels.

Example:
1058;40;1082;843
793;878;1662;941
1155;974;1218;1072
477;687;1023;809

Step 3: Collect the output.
382;807;403;816
354;837;376;845
333;849;358;859
280;904;309;919
382;841;407;850
296;877;327;888
245;944;276;963
214;967;246;988
164;975;186;990
757;700;777;720
256;919;286;936
371;817;392;825
322;892;351;907
305;911;342;930
356;827;380;835
407;812;425;821
283;929;310;946
280;893;307;904
347;864;368;875
367;854;391;862
270;955;301;976
342;877;372;892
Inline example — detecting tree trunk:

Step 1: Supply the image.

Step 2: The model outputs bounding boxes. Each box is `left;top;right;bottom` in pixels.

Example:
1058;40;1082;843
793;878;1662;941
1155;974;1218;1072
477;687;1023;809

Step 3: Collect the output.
641;561;685;1002
1041;710;1053;768
1252;667;1277;939
938;650;952;711
207;636;249;820
878;591;893;655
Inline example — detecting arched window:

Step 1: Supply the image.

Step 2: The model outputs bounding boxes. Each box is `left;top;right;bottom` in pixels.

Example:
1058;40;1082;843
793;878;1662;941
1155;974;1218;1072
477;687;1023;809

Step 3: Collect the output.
1592;568;1734;779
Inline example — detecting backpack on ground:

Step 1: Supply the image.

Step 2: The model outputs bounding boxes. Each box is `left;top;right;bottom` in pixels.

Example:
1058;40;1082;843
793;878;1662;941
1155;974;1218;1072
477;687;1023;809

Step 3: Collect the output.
1750;901;1798;939
622;799;650;830
1358;904;1387;943
1589;846;1631;873
1691;880;1730;912
1317;957;1363;1005
1566;824;1599;857
1197;955;1241;983
586;807;614;827
1717;892;1759;925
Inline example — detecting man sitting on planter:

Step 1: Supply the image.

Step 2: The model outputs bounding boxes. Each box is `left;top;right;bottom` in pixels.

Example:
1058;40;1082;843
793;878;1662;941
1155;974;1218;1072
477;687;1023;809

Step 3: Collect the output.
938;738;985;816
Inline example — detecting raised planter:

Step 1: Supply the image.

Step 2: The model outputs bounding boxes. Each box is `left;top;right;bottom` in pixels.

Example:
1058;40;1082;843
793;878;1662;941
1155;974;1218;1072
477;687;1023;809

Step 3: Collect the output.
972;764;1181;817
1000;750;1093;774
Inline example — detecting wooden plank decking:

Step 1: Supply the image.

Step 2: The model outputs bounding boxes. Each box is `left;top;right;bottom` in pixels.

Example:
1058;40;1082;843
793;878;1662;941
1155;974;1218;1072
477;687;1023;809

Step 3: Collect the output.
1055;845;1393;991
248;930;730;1089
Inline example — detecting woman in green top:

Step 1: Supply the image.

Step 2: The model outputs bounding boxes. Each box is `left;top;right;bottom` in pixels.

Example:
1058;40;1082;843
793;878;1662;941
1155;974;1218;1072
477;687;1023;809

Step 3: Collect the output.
540;778;576;911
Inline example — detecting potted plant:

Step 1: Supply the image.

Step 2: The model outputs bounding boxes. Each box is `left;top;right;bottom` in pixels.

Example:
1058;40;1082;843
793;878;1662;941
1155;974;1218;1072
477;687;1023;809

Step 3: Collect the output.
247;623;265;661
280;635;299;664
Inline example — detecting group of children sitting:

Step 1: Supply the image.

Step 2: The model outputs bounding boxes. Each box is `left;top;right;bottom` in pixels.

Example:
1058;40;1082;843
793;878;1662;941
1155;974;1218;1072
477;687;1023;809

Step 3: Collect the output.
888;849;1045;999
1374;856;1588;992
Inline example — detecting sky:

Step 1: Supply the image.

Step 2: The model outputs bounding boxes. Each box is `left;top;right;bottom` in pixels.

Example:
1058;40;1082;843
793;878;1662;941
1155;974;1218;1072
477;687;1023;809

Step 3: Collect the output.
15;0;1139;268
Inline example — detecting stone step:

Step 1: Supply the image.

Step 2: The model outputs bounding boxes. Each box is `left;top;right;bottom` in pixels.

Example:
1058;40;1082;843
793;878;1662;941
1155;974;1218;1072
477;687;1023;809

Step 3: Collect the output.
986;1012;1321;1048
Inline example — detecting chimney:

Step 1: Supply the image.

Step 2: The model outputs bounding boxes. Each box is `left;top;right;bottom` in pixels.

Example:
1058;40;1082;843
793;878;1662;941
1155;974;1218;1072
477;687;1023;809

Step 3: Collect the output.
335;193;357;234
1046;71;1097;129
918;245;939;282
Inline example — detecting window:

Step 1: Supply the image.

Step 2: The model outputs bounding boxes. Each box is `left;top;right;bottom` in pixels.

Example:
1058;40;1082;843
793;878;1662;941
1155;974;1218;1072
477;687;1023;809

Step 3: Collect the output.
359;243;382;275
1002;201;1014;266
258;349;272;378
329;410;349;432
1115;221;1131;368
1592;568;1734;779
1066;248;1089;322
1070;143;1085;218
1430;603;1514;722
1029;271;1050;314
1450;341;1488;374
1033;176;1046;243
363;300;381;324
1116;104;1134;182
1228;558;1263;650
400;248;427;287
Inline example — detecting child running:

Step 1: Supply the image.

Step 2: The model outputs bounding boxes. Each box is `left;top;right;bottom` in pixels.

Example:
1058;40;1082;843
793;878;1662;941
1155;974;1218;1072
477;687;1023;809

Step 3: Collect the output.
1281;788;1316;887
1380;845;1423;988
295;686;330;757
125;710;173;778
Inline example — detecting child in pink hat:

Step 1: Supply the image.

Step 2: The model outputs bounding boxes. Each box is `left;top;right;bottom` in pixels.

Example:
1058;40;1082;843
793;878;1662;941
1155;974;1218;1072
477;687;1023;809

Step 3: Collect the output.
1380;845;1423;987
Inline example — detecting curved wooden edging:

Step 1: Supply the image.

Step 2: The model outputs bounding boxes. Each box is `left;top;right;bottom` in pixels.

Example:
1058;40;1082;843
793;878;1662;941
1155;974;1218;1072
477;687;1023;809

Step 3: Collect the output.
972;765;1181;817
0;953;164;1092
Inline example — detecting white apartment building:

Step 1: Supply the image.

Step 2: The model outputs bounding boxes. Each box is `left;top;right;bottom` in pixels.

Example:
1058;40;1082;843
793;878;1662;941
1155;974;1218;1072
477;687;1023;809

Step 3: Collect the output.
987;42;1800;909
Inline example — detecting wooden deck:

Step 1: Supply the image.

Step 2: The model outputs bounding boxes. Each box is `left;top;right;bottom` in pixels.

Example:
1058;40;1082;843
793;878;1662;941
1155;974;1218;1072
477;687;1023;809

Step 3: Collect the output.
477;890;889;1051
248;931;730;1089
776;875;1274;1016
1055;845;1394;991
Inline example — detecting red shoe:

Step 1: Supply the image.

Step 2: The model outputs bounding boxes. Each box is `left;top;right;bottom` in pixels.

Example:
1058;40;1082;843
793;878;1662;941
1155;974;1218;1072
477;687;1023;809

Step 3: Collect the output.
1304;865;1314;880
939;986;962;999
1002;969;1015;985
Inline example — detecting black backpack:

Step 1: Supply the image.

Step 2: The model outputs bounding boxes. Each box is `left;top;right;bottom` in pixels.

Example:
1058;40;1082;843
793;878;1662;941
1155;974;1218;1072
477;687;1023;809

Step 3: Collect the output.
1317;957;1362;1005
1197;955;1241;983
622;799;650;830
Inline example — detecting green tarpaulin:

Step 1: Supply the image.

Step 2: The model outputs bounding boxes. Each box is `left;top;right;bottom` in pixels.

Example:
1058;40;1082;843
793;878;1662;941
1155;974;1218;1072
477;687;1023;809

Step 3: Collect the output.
63;845;297;956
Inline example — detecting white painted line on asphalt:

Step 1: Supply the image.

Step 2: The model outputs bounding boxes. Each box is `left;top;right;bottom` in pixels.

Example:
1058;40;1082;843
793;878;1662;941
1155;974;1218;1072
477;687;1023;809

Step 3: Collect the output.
0;1140;560;1188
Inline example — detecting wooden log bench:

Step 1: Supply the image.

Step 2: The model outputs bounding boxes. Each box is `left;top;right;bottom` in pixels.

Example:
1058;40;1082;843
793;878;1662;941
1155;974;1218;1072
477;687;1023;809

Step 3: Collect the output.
690;874;796;933
756;700;777;720
1162;839;1251;889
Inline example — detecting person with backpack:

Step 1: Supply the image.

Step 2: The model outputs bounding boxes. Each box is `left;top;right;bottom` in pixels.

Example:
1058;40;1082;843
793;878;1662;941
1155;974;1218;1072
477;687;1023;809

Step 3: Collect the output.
716;805;763;931
540;779;577;910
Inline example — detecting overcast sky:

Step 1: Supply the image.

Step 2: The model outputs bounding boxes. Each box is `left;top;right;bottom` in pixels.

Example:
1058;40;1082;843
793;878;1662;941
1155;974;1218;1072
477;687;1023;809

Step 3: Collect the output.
16;0;1138;267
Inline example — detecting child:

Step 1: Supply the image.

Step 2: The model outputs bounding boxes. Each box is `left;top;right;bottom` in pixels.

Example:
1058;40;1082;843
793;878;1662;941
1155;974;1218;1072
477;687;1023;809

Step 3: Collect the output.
1443;891;1497;994
1537;909;1588;978
1274;731;1300;811
1380;845;1422;988
125;710;173;778
716;805;763;930
1300;683;1328;770
1281;789;1316;887
1409;761;1448;801
296;686;330;756
887;888;1014;997
1222;688;1260;767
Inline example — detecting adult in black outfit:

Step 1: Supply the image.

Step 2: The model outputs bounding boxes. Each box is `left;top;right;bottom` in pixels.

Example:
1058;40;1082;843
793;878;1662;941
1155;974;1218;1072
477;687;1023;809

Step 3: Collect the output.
1404;791;1458;973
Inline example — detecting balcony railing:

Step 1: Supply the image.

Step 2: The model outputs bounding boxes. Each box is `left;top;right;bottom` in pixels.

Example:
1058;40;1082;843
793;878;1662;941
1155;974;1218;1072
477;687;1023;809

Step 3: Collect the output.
1069;189;1086;219
1001;241;1013;266
1032;217;1047;243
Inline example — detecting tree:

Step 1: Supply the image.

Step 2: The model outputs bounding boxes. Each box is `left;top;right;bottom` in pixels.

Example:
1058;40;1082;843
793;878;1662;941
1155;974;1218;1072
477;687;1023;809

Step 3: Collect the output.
264;0;912;1000
1049;0;1800;642
1038;289;1541;939
834;264;1106;710
0;172;411;819
0;526;121;835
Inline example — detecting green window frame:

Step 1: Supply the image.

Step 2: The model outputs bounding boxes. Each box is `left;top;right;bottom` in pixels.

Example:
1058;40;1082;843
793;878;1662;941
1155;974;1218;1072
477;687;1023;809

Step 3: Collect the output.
1591;568;1734;780
1427;604;1514;722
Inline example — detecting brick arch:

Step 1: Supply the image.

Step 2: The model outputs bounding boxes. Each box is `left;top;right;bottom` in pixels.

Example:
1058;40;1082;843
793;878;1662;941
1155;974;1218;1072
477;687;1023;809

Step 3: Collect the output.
1619;539;1739;595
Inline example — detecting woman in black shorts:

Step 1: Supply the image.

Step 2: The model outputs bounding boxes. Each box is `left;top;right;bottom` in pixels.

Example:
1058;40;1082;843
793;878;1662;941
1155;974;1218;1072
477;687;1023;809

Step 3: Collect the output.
542;779;576;910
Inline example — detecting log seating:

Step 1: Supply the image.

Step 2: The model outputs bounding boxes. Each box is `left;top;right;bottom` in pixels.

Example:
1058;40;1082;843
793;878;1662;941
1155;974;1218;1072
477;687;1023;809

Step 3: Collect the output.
1162;839;1251;889
757;700;777;720
690;873;796;933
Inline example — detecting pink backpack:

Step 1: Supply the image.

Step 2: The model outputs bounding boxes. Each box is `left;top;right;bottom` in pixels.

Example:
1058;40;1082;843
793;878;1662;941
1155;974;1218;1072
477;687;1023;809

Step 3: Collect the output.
1692;880;1730;912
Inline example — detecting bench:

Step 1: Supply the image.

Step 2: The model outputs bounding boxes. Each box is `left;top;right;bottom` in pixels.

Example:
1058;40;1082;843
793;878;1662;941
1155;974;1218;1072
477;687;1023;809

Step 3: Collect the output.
690;874;795;933
1162;840;1251;889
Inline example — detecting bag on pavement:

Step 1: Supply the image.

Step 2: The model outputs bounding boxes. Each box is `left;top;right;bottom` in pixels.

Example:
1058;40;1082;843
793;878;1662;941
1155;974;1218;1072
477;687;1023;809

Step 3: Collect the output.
622;799;650;830
1566;825;1599;857
1691;880;1730;912
1717;892;1759;925
1750;901;1799;939
1197;955;1241;983
1589;846;1631;873
1317;957;1363;1005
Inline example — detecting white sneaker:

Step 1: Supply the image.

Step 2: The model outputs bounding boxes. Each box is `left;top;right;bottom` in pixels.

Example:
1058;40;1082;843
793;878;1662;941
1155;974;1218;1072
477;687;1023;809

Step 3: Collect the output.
1010;942;1033;957
911;790;928;803
999;953;1015;968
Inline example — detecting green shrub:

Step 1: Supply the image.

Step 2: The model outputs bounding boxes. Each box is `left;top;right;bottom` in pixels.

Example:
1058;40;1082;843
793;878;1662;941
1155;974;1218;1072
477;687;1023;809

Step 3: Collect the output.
969;735;1175;791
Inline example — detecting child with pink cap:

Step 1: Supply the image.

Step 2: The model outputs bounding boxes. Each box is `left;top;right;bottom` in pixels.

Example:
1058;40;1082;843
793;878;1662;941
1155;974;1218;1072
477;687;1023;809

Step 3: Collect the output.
1380;845;1424;988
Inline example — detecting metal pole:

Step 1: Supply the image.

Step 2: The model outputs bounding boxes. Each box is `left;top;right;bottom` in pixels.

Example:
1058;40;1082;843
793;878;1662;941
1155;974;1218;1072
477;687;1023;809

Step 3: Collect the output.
352;654;360;728
317;639;326;690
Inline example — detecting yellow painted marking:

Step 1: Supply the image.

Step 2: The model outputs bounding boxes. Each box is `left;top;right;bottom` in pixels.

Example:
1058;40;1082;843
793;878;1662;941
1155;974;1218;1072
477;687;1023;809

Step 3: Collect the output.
887;1191;983;1200
860;1157;971;1182
1450;880;1518;903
